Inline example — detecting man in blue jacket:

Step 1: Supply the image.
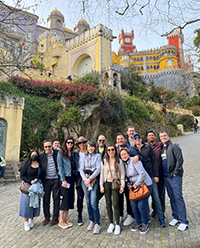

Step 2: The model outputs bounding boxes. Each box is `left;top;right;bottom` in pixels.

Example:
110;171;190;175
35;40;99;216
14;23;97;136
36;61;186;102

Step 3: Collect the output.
159;131;188;231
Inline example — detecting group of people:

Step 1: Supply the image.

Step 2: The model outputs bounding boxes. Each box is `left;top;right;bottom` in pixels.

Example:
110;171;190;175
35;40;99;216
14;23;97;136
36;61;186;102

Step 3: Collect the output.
19;126;189;235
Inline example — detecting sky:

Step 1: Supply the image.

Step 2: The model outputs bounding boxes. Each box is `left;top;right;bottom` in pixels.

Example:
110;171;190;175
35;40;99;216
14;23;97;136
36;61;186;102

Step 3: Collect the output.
3;0;198;66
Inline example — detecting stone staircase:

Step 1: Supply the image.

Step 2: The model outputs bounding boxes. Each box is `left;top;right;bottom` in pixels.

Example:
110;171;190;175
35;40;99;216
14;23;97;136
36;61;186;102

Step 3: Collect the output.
2;162;22;182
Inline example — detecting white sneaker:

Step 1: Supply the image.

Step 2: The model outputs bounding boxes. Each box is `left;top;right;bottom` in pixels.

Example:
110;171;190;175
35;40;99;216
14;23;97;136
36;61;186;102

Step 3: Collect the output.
93;224;101;234
114;225;120;235
177;223;188;231
87;221;94;231
107;223;115;234
169;218;179;226
123;215;134;226
29;219;34;228
24;221;30;231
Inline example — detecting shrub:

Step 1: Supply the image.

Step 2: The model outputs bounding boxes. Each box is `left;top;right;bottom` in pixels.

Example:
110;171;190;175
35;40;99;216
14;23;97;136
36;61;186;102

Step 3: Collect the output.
190;105;200;116
175;115;194;130
72;73;100;87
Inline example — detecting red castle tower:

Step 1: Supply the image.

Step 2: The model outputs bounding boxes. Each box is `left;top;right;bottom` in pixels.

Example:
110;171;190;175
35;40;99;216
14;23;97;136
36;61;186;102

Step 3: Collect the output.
118;29;136;53
167;27;184;69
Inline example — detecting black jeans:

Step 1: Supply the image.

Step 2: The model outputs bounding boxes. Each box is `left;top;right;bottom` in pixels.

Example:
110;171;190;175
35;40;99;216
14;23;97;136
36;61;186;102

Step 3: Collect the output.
119;183;134;218
43;178;60;220
75;172;84;215
152;177;165;215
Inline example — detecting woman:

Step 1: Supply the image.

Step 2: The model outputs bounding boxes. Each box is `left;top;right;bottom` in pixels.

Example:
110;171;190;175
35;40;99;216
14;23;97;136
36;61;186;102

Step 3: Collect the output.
75;136;87;225
100;145;125;235
119;147;152;235
57;137;79;229
19;150;44;231
80;141;101;234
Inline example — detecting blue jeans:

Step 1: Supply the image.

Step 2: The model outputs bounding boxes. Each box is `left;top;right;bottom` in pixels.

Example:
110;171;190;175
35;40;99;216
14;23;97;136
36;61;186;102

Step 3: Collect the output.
165;176;188;224
150;178;165;219
130;185;152;225
0;166;5;178
82;180;100;225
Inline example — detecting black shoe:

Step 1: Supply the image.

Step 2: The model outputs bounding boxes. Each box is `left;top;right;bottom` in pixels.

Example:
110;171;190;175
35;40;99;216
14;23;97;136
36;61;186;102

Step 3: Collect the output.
131;224;142;232
140;224;149;234
151;212;156;218
78;215;83;226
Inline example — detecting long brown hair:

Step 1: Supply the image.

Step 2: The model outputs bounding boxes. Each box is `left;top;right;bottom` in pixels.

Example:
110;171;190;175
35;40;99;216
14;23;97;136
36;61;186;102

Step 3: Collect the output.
61;137;74;159
104;144;120;173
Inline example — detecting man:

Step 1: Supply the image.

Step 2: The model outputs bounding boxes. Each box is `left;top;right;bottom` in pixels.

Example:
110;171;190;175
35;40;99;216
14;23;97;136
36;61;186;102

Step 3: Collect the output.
126;126;136;147
159;131;188;231
133;133;166;227
97;135;106;160
116;133;142;226
40;140;60;226
52;140;61;150
0;156;6;181
147;130;165;216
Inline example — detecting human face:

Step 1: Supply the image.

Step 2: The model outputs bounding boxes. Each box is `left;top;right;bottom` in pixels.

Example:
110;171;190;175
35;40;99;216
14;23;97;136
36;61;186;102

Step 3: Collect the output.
53;141;60;149
31;151;37;157
147;132;156;143
120;150;130;161
66;139;74;150
107;146;115;158
159;132;170;144
44;142;52;155
127;127;136;139
78;141;86;152
134;136;142;146
98;135;106;147
87;144;95;154
116;135;126;147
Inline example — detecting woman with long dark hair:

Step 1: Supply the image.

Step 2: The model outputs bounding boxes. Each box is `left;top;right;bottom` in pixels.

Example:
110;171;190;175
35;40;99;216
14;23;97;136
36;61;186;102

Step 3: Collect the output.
57;137;79;229
19;149;44;231
80;141;101;234
100;144;125;235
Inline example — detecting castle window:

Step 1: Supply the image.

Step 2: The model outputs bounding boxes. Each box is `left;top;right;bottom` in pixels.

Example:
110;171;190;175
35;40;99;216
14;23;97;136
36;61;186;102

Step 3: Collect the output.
137;66;140;71
154;65;156;69
141;66;143;70
9;24;16;32
147;66;149;70
49;42;52;47
26;31;32;39
137;57;139;62
150;56;152;60
146;56;149;61
56;20;61;27
157;65;159;69
140;57;143;61
167;59;173;66
153;56;155;60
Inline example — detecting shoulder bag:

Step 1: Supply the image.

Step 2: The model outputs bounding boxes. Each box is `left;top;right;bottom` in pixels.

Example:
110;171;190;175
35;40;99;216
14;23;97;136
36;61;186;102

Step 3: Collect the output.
20;167;40;195
129;181;150;201
108;162;121;191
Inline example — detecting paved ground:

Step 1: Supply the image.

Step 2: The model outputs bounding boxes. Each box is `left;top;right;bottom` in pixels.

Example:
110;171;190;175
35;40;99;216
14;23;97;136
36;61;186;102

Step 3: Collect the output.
0;132;200;248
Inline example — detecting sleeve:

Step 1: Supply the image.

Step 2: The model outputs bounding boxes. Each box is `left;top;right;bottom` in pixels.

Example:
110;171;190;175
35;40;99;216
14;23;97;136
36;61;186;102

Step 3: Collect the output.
20;163;31;184
57;151;65;182
130;147;143;161
172;145;184;175
119;159;125;188
99;160;105;189
89;154;101;180
80;155;87;181
133;161;146;187
0;157;6;166
150;146;159;178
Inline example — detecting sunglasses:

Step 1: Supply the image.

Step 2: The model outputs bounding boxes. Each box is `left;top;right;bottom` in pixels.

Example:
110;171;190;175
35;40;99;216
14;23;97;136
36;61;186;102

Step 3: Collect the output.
99;140;105;142
44;146;51;148
134;137;141;140
78;141;86;145
67;142;74;144
107;148;115;152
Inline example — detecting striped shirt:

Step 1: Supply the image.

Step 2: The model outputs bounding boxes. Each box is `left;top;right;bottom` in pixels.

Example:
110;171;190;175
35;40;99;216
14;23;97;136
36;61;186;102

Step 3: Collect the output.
46;152;58;179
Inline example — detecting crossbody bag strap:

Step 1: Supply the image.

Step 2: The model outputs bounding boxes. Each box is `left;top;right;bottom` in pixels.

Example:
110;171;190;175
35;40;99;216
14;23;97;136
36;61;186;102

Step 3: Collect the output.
108;161;113;181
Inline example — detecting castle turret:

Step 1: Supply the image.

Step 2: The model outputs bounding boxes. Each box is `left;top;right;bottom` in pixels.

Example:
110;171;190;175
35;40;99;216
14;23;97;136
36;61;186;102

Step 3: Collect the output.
47;9;64;33
74;19;90;35
118;29;136;53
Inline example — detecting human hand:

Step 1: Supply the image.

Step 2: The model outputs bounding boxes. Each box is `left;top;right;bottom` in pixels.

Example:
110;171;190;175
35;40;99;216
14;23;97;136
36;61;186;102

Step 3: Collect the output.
62;180;68;188
119;187;124;194
154;177;159;183
84;178;91;187
100;188;104;193
132;155;139;164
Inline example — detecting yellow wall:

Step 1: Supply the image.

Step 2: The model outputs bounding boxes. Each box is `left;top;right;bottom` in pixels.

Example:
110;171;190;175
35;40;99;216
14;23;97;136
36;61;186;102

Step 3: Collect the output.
0;101;23;162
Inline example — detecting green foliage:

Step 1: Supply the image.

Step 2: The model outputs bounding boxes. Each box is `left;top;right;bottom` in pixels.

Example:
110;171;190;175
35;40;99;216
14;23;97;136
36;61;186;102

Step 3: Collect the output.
32;52;42;68
72;73;100;87
175;115;194;130
187;96;200;107
120;65;149;100
58;106;81;127
100;89;126;126
123;96;150;121
190;105;200;116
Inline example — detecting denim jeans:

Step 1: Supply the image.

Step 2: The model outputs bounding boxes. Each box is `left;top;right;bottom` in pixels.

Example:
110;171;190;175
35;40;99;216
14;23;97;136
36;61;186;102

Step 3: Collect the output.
150;178;165;219
82;180;100;225
165;176;188;224
130;185;152;225
0;166;5;178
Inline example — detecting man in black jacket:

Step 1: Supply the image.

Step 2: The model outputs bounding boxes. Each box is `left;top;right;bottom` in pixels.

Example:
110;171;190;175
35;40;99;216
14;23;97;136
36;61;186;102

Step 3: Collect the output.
40;140;60;226
160;131;188;231
97;135;106;160
133;133;166;227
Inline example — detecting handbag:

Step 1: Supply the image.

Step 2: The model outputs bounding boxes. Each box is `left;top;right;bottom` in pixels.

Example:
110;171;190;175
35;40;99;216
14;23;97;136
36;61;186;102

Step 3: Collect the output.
129;181;150;201
20;182;31;195
108;163;121;191
85;159;96;188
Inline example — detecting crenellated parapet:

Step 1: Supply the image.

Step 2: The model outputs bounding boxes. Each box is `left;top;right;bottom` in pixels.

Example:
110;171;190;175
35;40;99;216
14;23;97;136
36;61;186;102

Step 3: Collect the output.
0;96;25;109
65;24;113;51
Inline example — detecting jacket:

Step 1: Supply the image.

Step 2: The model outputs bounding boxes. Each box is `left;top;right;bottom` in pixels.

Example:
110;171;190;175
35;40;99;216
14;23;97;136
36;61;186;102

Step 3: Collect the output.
164;140;184;178
97;144;106;161
29;182;45;208
100;158;125;189
57;150;79;181
116;143;143;161
134;143;159;178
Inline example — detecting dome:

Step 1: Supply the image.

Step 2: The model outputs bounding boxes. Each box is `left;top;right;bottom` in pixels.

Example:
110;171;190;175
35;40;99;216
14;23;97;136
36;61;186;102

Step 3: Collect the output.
78;19;87;24
64;27;73;33
52;9;62;15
